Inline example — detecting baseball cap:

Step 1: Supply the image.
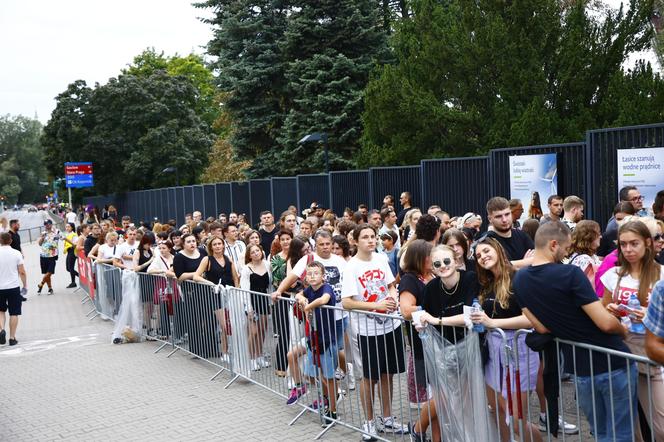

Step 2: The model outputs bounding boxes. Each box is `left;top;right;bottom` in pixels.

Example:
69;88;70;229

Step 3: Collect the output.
44;219;53;225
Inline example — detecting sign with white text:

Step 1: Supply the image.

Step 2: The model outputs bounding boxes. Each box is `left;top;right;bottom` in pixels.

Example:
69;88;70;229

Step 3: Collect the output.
509;153;558;225
65;162;94;188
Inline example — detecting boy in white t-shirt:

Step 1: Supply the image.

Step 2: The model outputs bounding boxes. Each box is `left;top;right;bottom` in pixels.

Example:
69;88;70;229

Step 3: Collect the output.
113;227;138;270
341;224;408;440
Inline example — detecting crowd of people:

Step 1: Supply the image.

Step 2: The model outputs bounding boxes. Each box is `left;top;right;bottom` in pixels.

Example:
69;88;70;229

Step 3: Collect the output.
3;185;664;441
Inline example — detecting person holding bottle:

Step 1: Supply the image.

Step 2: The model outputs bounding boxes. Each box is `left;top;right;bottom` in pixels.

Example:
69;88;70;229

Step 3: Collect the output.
601;219;664;440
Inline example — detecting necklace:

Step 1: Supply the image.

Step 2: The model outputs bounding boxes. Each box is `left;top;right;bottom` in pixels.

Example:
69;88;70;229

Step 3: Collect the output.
440;274;460;295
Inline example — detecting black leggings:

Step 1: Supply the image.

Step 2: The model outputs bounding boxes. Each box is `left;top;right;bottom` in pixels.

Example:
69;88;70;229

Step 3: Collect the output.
273;297;292;372
66;248;78;283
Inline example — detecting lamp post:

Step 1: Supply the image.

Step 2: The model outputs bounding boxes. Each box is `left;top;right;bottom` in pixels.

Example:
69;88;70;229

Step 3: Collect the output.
298;132;329;174
162;167;180;186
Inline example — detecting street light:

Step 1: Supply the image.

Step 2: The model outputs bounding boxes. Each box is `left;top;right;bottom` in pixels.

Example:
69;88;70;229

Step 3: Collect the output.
298;132;329;174
162;167;180;186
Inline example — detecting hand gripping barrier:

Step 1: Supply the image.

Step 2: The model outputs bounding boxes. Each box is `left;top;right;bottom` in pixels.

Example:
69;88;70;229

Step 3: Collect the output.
80;277;664;441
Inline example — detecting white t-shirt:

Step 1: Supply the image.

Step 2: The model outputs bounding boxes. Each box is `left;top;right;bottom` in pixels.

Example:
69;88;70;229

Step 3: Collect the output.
65;212;78;224
341;252;398;336
114;241;138;269
600;266;664;305
98;243;118;261
0;245;24;290
292;253;347;320
225;240;246;271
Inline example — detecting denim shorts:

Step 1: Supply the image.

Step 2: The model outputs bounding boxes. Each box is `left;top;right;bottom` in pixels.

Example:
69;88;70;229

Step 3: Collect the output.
335;316;348;350
304;343;339;379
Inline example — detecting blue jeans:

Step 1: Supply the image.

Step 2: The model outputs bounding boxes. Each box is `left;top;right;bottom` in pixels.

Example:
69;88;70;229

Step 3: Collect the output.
576;363;638;442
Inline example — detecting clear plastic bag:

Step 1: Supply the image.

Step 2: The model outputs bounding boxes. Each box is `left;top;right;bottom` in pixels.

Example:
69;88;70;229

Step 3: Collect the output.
419;326;496;441
111;270;143;343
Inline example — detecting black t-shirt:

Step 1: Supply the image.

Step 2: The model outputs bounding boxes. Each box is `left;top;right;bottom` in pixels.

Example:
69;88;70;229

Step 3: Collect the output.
84;235;98;256
399;272;427;359
259;227;278;257
481;291;522;319
487;229;534;261
173;252;205;278
513;263;630;376
422;271;479;344
9;230;21;253
396;206;412;230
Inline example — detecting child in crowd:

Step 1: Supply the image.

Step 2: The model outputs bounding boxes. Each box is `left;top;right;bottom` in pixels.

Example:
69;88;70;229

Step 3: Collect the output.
286;261;339;426
380;230;399;277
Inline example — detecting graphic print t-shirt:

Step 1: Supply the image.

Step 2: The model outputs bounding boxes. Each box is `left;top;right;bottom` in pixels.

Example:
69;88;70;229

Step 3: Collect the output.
292;253;347;320
600;266;664;305
341;253;398;336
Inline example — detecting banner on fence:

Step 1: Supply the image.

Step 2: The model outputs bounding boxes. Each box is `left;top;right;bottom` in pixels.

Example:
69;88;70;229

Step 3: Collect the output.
77;250;95;299
617;147;664;211
509;153;558;224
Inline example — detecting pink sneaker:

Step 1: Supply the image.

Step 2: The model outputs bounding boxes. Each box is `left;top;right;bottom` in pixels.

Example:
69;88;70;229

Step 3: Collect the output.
286;385;307;405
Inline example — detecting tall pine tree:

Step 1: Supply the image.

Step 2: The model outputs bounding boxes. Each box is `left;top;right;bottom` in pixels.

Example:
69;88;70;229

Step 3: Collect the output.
278;0;389;175
197;0;290;178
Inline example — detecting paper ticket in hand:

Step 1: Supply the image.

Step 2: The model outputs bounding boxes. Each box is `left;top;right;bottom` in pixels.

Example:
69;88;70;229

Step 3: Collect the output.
463;305;473;328
411;310;425;327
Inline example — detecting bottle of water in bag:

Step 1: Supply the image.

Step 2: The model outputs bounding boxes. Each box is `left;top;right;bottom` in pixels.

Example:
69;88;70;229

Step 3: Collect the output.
471;298;485;333
627;294;645;334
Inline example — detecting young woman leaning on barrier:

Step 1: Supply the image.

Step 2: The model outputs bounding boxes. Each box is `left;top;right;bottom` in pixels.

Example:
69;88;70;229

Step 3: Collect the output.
397;239;434;409
472;236;542;442
270;230;294;377
146;241;176;339
413;244;478;442
241;244;273;371
601;219;664;440
193;235;239;363
88;232;119;264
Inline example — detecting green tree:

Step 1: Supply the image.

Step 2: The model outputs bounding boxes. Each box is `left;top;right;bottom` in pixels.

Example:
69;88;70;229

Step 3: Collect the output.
0;115;46;204
360;0;656;166
278;0;390;175
42;72;214;194
196;0;290;178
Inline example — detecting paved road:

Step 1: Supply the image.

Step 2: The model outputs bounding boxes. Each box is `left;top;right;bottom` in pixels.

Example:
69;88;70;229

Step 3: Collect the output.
1;242;356;441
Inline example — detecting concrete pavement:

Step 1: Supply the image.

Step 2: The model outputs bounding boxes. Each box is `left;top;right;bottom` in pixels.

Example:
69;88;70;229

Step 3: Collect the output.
1;242;356;441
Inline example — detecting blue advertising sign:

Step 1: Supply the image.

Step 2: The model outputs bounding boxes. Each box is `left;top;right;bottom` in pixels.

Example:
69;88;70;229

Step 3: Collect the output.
65;162;94;188
509;153;558;225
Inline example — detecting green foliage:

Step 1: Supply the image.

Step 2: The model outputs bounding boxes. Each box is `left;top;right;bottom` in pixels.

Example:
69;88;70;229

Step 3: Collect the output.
361;0;658;166
0;115;46;204
41;72;214;194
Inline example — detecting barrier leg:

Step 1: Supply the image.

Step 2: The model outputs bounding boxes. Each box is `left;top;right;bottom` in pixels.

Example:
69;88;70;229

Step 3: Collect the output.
224;374;241;390
81;296;91;304
210;367;227;382
88;311;100;321
153;342;169;354
288;408;308;426
85;307;97;317
167;346;180;358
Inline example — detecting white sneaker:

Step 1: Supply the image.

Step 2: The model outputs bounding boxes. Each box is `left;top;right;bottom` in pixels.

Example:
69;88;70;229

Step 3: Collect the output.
259;356;271;368
220;353;230;363
376;415;409;434
250;359;261;371
334;367;345;380
361;419;377;441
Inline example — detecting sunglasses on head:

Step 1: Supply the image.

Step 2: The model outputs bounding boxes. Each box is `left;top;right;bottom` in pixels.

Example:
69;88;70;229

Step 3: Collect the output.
432;258;452;269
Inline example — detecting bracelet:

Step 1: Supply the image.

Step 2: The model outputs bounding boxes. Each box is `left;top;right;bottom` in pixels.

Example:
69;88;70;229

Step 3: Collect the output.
438;317;443;326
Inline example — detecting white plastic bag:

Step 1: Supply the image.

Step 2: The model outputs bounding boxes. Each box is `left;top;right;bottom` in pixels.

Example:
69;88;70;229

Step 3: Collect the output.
112;270;143;343
419;326;496;441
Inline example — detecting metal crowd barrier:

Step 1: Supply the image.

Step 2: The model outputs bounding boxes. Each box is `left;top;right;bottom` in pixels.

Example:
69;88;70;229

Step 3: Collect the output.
77;271;664;442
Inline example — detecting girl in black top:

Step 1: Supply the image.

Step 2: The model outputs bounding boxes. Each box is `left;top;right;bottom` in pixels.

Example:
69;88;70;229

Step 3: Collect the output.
412;245;478;441
194;235;239;362
173;233;214;358
471;236;541;442
240;244;272;372
398;240;434;406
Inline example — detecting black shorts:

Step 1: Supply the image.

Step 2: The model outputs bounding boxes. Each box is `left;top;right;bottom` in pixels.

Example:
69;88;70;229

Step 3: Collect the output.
250;292;271;316
0;287;22;315
40;256;57;274
358;327;406;380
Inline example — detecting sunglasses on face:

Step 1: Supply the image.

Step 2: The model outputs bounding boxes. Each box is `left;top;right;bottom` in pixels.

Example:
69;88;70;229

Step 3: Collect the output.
655;234;664;241
432;258;452;269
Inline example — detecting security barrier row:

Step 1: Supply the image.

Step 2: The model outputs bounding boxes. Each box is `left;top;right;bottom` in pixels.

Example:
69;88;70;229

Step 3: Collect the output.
77;259;663;441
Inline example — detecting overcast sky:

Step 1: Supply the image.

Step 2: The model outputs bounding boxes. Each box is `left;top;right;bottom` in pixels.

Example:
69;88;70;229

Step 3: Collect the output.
0;0;213;123
0;1;657;124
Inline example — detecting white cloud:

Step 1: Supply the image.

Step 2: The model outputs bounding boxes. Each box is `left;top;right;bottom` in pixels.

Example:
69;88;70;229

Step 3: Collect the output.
0;0;213;122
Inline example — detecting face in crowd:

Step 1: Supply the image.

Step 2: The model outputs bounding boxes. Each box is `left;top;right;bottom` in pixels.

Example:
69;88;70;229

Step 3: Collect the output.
261;212;274;227
183;235;197;252
626;188;644;211
548;198;563;217
355;227;377;254
210;237;225;256
489;207;512;234
316;234;333;258
475;241;498;272
431;247;455;279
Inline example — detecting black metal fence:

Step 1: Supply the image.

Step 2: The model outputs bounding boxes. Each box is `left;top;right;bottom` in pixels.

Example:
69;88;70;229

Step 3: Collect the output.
83;123;664;227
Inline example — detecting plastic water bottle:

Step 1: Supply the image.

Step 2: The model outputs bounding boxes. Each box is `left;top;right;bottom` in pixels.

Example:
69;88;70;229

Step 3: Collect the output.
628;294;646;334
471;298;485;333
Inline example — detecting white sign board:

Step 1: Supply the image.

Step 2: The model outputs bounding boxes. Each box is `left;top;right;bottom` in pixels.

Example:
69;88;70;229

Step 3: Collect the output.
617;147;664;211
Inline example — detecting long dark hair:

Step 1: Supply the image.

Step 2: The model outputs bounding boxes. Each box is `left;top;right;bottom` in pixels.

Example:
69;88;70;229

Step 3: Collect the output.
617;220;660;305
287;237;307;267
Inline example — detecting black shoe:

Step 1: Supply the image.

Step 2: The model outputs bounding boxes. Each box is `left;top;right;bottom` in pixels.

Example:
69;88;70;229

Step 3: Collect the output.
0;329;5;345
8;338;17;346
48;288;54;295
67;283;77;288
37;284;43;295
113;338;122;344
321;409;338;428
21;296;27;301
